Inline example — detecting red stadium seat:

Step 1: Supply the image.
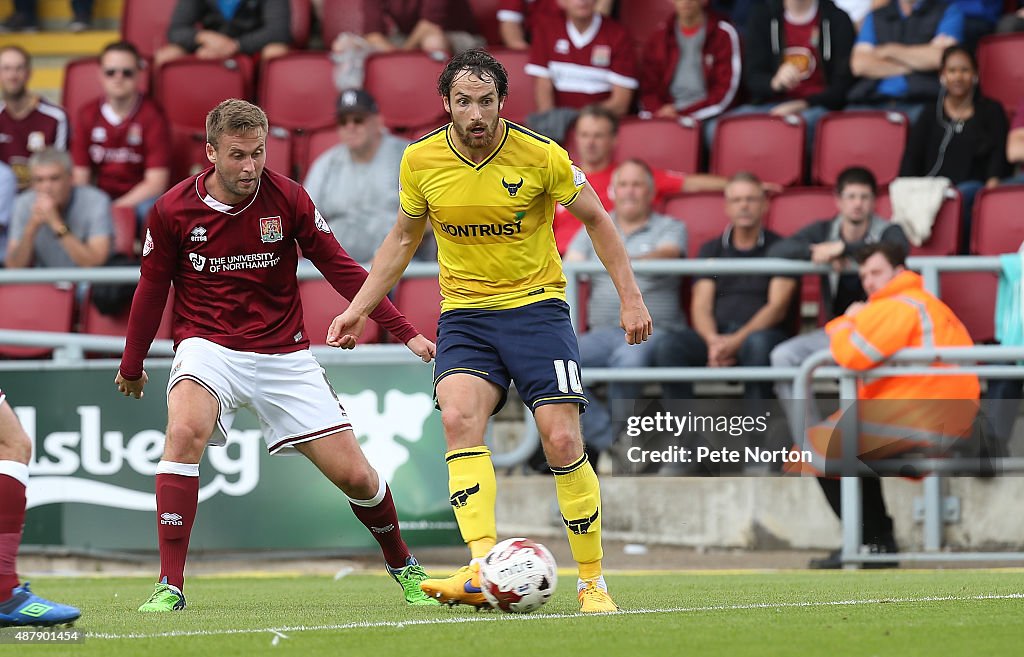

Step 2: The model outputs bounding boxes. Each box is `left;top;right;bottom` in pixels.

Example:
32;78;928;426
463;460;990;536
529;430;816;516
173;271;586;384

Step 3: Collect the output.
394;277;443;343
875;189;961;256
259;53;336;182
662;192;728;258
265;126;294;178
62;58;104;133
470;0;503;45
938;187;1024;342
619;0;674;47
111;205;138;258
167;126;210;183
156;57;253;182
156;57;253;130
765;187;837;319
0;284;76;359
299;280;381;345
766;186;836;236
812;111;908;187
290;0;312;49
614;117;700;174
977;33;1024;118
940;272;993;343
711;114;805;187
321;0;367;48
122;0;174;59
301;125;342;178
572;278;591;333
364;52;448;135
489;48;534;126
81;288;175;343
259;52;337;132
970;187;1024;255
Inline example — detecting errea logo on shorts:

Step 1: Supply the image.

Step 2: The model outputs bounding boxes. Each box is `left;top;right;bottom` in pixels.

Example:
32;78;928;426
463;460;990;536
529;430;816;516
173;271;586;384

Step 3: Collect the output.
160;512;183;526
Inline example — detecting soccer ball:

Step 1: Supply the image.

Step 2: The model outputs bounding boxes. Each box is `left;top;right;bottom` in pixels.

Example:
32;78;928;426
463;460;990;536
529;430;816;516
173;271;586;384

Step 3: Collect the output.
478;537;557;613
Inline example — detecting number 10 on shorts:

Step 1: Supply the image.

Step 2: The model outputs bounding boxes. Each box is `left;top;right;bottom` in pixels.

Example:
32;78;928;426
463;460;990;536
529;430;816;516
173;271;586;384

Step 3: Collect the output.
554;359;583;394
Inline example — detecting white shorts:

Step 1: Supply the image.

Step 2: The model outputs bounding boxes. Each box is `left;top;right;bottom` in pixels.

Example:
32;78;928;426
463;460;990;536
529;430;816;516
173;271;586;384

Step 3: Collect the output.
167;337;352;454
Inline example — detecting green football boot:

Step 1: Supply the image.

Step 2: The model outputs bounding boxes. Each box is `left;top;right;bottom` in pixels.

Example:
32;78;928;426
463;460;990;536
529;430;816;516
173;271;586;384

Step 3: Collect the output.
387;556;440;606
138;577;186;612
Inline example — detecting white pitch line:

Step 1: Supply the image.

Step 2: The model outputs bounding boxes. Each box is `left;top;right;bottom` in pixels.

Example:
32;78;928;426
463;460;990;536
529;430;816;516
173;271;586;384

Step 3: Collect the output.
86;593;1024;640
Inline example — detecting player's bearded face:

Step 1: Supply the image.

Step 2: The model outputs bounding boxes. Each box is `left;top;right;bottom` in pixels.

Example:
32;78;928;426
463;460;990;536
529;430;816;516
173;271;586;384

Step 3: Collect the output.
446;72;502;151
211;130;266;202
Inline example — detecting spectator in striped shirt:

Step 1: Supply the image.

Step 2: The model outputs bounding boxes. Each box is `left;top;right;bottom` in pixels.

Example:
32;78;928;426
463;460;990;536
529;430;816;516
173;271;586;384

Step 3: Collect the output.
0;46;68;190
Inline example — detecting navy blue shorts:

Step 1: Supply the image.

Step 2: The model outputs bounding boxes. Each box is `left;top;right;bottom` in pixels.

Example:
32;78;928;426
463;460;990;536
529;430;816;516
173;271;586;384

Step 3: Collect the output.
433;299;588;415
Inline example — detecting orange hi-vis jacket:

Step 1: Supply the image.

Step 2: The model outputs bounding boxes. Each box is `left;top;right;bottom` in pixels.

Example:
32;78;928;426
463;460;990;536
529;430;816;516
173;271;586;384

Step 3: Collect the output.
791;270;980;475
825;270;979;402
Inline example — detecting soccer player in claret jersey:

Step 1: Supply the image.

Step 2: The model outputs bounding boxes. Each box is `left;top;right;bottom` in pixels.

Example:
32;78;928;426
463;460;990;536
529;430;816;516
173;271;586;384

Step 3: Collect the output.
0;389;81;627
328;50;652;613
114;99;440;611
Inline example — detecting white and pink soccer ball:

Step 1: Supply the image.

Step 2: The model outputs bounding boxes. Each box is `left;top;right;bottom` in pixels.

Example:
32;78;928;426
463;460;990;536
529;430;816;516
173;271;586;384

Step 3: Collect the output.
478;538;558;613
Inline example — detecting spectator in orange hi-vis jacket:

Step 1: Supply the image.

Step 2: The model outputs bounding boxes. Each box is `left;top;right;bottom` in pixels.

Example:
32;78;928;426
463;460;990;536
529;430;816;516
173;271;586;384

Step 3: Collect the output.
792;240;979;569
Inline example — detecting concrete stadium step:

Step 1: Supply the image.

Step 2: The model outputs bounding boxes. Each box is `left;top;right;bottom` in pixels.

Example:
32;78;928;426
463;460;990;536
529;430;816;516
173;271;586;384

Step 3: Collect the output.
0;0;122;27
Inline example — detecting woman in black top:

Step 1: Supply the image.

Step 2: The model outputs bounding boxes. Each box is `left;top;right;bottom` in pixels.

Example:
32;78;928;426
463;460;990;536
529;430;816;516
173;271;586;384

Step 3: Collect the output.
899;45;1010;250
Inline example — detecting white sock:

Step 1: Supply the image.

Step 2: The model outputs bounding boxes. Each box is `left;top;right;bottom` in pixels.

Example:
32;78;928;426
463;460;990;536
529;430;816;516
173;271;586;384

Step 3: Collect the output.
577;575;607;592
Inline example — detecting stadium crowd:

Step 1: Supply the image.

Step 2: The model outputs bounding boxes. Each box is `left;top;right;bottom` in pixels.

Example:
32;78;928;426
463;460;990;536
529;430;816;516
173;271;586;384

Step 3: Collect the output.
0;0;1019;478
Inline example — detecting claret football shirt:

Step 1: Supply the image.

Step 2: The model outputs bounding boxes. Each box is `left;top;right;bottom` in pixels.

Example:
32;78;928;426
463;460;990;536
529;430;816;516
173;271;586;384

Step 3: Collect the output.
120;167;417;379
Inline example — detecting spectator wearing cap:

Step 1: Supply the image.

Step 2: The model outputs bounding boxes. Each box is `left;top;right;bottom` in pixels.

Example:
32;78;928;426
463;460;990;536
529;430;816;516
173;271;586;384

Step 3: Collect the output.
303;89;415;264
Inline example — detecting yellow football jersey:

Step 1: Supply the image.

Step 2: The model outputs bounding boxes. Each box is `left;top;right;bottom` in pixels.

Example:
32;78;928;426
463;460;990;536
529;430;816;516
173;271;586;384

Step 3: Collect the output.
399;119;586;311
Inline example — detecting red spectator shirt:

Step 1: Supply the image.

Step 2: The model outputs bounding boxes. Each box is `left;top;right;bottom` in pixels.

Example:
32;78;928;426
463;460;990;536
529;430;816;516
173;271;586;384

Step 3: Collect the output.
71;96;171;200
552;162;685;253
363;0;476;35
782;12;826;101
526;14;638;109
0;97;69;189
497;0;561;36
119;167;418;379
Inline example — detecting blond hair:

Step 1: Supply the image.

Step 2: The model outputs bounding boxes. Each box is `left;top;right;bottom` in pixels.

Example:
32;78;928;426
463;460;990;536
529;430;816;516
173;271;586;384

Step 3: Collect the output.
206;99;268;148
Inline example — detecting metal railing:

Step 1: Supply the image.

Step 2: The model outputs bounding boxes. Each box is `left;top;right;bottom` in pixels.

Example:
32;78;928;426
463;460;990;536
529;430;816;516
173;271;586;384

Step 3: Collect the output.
791;346;1024;566
2;255;1022;562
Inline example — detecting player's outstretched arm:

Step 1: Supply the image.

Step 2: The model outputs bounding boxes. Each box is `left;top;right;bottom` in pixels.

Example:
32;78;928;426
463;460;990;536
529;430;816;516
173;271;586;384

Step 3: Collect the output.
566;185;652;344
327;212;427;349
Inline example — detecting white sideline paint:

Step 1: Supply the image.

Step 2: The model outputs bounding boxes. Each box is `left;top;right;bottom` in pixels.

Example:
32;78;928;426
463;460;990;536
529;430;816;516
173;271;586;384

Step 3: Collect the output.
88;593;1024;640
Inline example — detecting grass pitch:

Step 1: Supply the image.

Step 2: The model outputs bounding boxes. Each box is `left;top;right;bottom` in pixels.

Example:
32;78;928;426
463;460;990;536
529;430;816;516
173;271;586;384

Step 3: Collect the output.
4;569;1023;656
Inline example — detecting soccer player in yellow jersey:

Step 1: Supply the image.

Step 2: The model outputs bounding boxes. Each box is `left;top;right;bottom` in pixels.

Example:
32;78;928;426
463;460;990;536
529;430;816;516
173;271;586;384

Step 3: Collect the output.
328;50;652;613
